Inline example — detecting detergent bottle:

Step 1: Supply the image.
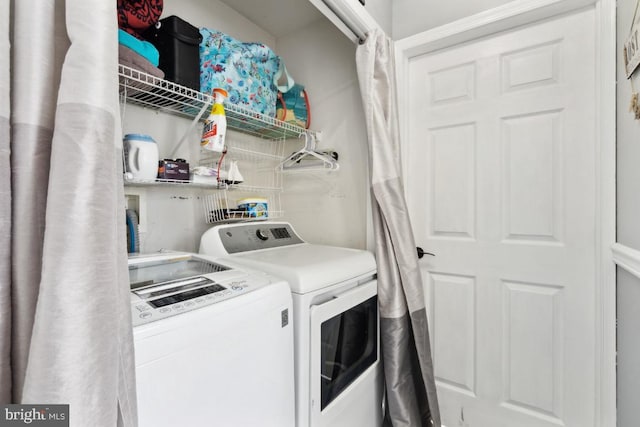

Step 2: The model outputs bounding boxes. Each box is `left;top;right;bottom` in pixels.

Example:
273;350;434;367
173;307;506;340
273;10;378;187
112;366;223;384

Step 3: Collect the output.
201;88;228;152
123;134;159;181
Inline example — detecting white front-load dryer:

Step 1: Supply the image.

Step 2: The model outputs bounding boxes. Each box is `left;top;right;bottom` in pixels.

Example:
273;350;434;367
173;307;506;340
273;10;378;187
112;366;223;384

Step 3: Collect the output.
199;222;383;427
129;252;295;427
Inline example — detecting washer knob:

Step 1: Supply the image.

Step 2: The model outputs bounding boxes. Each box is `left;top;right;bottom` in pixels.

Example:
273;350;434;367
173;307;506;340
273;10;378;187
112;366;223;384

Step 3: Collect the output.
256;229;269;241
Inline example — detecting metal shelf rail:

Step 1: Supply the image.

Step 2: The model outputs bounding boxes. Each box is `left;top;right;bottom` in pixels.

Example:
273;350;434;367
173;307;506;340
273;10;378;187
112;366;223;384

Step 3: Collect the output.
118;64;311;140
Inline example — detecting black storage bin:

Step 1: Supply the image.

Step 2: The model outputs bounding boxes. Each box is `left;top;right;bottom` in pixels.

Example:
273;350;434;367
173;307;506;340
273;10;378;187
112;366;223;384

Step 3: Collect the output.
143;15;202;91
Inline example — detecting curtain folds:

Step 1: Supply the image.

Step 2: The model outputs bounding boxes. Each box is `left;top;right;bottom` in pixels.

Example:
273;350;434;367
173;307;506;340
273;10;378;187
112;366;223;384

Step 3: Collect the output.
356;29;441;427
0;0;11;404
1;1;137;426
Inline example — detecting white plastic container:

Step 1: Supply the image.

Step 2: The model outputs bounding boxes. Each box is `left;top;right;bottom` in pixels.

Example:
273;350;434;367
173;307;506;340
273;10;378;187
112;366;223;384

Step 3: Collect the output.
124;134;159;181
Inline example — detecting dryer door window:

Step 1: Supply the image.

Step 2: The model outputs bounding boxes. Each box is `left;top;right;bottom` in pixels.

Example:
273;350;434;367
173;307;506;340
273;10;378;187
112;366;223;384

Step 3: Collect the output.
320;294;377;409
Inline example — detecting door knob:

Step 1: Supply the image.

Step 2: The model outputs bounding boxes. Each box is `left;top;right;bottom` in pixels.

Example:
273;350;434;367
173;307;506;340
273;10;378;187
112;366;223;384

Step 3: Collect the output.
416;247;435;259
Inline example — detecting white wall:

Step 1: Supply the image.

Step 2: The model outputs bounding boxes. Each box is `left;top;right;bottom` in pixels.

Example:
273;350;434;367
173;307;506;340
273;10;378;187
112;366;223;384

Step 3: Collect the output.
617;0;640;425
617;0;640;250
163;0;275;46
391;0;513;39
617;268;640;427
277;19;369;249
123;1;368;252
363;0;392;35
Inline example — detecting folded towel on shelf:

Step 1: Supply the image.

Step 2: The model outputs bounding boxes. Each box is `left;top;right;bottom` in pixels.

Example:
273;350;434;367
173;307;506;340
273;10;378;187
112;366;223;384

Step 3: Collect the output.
118;28;160;66
119;44;165;79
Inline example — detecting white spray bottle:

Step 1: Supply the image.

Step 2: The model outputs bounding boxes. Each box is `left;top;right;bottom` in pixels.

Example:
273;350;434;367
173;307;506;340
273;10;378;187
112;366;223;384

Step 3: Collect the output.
201;88;228;152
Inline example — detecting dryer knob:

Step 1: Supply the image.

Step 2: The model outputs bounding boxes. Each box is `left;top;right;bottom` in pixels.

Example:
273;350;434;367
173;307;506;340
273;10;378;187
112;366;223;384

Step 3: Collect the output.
256;229;269;241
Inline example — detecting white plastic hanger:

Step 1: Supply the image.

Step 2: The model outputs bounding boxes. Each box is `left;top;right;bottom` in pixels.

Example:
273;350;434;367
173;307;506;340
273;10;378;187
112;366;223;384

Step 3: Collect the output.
278;132;339;172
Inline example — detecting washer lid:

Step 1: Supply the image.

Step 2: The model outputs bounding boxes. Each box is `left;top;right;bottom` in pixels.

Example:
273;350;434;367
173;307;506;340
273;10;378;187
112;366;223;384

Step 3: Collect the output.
128;252;231;290
230;243;376;294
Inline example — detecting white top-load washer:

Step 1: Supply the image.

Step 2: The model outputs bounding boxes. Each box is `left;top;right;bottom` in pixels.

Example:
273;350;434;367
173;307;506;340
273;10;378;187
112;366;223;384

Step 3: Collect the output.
129;251;295;427
199;222;383;427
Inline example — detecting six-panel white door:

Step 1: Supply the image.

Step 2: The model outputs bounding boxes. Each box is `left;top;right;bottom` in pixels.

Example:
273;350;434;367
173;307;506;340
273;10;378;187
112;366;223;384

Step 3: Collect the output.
405;8;596;427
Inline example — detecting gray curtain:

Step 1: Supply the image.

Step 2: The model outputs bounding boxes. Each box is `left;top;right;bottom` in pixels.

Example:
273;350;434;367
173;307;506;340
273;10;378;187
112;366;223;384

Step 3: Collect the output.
356;29;440;427
0;1;137;426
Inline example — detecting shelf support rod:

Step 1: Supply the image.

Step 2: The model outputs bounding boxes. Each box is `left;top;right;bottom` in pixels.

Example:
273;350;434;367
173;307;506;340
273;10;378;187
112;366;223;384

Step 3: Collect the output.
169;99;212;158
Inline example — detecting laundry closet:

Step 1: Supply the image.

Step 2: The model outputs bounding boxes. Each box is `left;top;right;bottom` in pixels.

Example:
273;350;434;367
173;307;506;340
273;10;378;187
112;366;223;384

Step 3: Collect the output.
121;0;385;253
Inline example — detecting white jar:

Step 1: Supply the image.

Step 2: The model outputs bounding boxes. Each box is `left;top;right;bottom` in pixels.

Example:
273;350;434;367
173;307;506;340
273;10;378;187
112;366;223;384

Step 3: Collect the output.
123;134;159;181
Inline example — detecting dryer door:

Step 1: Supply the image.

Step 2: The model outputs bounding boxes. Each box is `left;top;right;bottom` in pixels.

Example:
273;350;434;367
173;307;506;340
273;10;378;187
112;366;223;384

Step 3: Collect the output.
309;279;382;427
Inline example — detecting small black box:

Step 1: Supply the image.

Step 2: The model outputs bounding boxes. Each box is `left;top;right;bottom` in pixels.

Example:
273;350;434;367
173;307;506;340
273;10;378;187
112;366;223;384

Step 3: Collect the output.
157;159;190;181
143;16;202;91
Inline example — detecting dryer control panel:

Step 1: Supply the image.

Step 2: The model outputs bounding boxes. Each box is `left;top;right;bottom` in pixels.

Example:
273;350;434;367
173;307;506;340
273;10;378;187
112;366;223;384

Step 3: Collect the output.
202;222;304;254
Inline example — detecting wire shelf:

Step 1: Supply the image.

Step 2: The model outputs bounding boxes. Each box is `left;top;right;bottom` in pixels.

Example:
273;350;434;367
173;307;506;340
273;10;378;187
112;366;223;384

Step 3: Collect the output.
202;191;283;224
123;173;283;192
118;64;312;140
123;176;226;189
225;105;304;140
118;65;312;225
197;135;285;193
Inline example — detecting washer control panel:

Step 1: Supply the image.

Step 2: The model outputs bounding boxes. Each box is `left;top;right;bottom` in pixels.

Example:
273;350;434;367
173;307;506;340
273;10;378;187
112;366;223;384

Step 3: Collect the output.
131;275;256;326
129;253;266;326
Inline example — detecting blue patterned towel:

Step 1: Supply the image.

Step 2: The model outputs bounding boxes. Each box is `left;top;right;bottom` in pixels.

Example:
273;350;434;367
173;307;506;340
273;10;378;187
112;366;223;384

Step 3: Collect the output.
200;28;284;117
